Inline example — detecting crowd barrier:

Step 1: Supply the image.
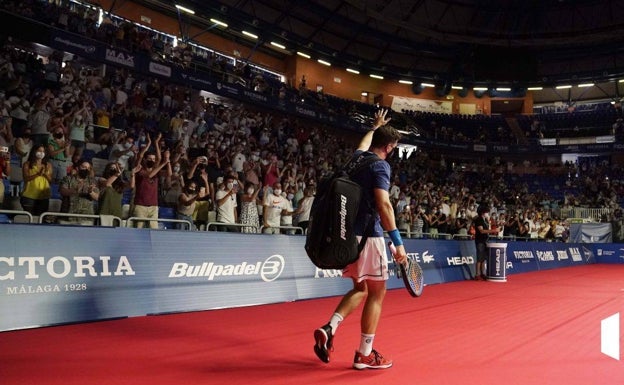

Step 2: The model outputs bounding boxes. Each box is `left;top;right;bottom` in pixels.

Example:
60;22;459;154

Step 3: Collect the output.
1;223;619;331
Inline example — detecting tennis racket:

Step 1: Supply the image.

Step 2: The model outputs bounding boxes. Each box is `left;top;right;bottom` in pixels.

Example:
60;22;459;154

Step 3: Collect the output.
389;242;424;297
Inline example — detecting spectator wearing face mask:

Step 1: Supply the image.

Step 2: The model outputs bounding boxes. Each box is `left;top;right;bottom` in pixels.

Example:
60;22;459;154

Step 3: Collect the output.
69;102;89;159
263;154;282;188
280;185;297;234
240;181;262;233
231;145;247;181
98;161;138;220
262;182;294;235
177;177;208;230
109;132;137;171
215;174;239;232
132;149;171;229
14;128;33;166
60;159;99;224
21;145;52;216
28;94;52;147
294;186;315;234
47;126;71;183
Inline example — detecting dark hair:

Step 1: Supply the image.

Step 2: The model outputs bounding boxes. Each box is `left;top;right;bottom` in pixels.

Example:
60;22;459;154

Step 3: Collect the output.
370;125;402;149
26;145;48;166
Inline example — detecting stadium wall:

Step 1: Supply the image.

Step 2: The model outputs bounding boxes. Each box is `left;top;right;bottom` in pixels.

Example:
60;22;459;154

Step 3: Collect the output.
1;224;618;332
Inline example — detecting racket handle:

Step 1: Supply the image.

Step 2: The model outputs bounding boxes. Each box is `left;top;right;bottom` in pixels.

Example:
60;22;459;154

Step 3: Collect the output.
388;241;396;255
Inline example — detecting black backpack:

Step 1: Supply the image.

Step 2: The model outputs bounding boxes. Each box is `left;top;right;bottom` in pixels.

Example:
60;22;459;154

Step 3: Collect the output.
305;153;380;269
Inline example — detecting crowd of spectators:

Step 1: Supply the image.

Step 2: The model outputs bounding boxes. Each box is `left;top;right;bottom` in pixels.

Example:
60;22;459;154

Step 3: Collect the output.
0;0;623;241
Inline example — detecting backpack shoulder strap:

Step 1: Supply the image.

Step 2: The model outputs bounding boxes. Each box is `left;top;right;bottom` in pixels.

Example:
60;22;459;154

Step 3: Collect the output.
342;152;381;254
343;152;381;177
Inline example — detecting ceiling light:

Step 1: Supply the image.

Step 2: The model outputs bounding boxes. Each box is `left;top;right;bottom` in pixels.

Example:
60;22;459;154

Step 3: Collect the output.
270;41;286;49
556;85;572;89
317;59;331;66
346;68;360;74
399;80;413;85
242;31;258;39
296;51;310;59
210;18;228;28
370;74;384;80
175;4;195;14
578;83;594;88
451;85;463;90
496;87;511;91
421;83;435;87
527;87;543;91
473;87;488;91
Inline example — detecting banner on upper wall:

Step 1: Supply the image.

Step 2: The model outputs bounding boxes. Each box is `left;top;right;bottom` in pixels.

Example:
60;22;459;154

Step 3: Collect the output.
390;96;453;114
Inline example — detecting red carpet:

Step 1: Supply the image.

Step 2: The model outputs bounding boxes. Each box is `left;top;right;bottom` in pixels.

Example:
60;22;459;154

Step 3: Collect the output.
2;265;624;385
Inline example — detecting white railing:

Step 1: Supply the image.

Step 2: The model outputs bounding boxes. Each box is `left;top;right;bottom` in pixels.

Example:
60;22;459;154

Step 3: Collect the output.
558;207;612;222
38;212;123;227
126;216;192;230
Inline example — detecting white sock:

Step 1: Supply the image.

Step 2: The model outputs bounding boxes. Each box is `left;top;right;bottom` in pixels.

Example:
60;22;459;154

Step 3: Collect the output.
328;312;343;333
359;333;375;356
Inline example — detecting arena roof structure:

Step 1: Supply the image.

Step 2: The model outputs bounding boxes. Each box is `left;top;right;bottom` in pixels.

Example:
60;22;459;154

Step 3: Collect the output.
138;0;624;88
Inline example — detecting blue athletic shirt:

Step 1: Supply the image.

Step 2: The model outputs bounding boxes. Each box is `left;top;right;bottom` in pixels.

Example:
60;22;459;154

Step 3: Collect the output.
349;150;391;237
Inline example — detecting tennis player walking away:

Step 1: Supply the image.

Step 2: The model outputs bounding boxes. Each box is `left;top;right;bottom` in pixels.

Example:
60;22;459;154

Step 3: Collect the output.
313;109;408;370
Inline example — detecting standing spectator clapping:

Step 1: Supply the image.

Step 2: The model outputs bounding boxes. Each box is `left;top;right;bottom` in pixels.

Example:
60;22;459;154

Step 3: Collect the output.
239;181;262;233
215;174;239;232
176;174;208;230
98;161;137;220
21;145;52;216
132;146;171;229
60;159;99;225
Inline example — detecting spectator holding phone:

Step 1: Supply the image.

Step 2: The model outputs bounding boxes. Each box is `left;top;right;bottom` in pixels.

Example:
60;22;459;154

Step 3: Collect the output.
176;174;208;230
215;174;239;232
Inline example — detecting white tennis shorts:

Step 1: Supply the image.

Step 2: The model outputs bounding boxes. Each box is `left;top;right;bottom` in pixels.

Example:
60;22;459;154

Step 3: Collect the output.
342;236;389;282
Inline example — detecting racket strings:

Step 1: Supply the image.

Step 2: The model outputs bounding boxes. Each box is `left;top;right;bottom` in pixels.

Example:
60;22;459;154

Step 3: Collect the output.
407;260;424;294
408;264;421;288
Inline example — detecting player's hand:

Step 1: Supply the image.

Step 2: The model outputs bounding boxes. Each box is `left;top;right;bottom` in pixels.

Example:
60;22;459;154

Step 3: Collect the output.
393;244;408;265
373;109;391;129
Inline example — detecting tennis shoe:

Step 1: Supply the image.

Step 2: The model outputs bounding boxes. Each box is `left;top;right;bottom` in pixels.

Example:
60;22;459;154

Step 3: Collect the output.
313;324;334;363
353;349;393;370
